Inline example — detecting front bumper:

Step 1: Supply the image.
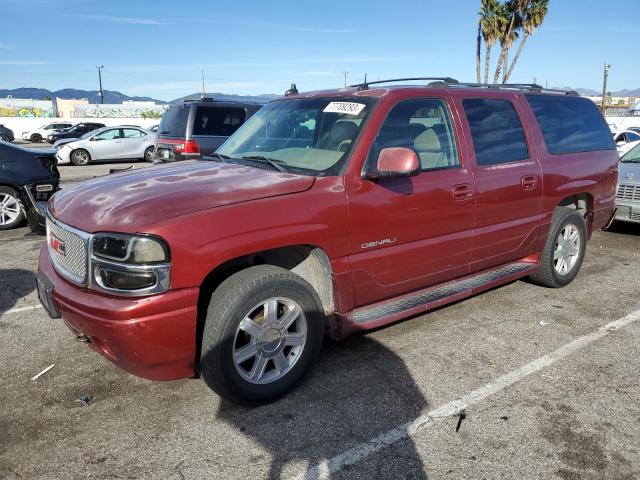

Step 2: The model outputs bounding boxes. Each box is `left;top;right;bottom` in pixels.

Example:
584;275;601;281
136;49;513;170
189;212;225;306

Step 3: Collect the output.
615;201;640;223
55;148;71;164
38;245;199;380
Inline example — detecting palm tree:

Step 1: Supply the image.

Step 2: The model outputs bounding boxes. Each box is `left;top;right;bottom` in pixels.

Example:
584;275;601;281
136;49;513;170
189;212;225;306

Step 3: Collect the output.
480;0;500;84
503;0;549;82
492;0;524;84
476;15;482;83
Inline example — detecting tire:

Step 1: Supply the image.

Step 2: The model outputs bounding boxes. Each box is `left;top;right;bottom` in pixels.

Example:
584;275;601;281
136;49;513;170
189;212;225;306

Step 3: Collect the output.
143;146;155;162
0;134;10;142
200;265;325;405
0;186;25;230
528;207;587;288
30;133;42;143
70;149;91;166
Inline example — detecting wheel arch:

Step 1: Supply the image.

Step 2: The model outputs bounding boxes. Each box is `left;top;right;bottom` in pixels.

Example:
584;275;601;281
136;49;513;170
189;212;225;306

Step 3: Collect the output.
194;245;336;373
557;192;593;234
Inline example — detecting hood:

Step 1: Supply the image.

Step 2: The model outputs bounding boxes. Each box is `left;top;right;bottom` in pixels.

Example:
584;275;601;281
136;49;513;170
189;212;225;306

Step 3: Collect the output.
50;161;315;232
619;161;640;185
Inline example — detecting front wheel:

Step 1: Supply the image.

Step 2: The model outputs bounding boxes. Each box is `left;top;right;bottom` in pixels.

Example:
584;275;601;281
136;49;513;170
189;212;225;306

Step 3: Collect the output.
0;134;10;142
71;149;91;166
528;207;587;288
200;265;325;405
30;133;42;143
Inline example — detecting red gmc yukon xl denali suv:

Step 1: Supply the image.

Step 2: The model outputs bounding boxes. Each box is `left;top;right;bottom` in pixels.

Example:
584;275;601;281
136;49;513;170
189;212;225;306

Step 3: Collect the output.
37;78;618;404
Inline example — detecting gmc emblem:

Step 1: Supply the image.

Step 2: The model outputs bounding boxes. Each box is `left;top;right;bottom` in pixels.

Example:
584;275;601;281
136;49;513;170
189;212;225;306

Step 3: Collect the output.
50;235;66;256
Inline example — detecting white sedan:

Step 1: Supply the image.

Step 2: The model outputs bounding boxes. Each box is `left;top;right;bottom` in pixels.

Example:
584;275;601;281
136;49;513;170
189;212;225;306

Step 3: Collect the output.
55;126;156;166
612;129;640;155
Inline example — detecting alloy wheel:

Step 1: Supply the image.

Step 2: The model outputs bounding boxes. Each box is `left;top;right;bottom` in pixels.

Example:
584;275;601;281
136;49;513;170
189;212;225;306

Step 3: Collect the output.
232;297;307;385
0;193;21;226
553;223;581;275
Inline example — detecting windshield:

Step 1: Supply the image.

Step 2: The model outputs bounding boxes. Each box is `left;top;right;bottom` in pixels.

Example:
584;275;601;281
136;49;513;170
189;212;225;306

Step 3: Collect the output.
80;130;96;139
621;142;640;162
217;97;375;175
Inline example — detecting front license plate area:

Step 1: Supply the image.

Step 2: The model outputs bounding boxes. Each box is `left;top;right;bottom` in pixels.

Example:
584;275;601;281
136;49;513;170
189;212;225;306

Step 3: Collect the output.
36;272;60;319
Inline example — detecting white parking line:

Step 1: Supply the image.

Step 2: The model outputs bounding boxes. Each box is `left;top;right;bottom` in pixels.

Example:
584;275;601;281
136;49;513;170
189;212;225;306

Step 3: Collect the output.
1;304;43;316
295;308;640;480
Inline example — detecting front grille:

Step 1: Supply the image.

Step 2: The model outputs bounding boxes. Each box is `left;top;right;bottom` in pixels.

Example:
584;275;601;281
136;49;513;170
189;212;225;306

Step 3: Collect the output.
616;184;640;202
630;212;640;221
46;215;90;284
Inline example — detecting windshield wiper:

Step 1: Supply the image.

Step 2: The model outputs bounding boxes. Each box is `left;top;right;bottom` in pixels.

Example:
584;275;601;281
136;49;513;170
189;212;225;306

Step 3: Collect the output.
208;153;231;161
241;155;287;172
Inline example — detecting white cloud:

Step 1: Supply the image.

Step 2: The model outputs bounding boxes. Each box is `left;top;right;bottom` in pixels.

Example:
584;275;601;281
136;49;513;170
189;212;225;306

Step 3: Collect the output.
75;14;166;25
0;60;53;65
0;42;14;50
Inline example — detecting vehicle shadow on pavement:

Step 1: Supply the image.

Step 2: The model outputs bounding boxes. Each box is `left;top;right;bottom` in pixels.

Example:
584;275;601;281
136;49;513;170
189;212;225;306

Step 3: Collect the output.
0;269;35;315
215;335;429;479
607;221;640;236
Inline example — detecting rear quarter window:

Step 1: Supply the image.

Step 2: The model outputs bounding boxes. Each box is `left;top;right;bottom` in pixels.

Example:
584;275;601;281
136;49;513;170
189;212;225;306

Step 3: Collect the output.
192;106;246;136
158;105;191;137
525;95;615;154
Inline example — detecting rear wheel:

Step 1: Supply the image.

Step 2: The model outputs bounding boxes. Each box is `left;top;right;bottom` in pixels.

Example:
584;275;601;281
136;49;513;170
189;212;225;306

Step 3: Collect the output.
70;149;91;166
0;134;10;142
528;207;587;288
144;146;155;162
0;187;25;230
200;265;325;405
30;133;42;143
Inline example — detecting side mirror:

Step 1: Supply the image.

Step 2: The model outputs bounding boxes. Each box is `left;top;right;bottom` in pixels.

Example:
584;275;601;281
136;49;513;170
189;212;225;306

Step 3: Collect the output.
364;147;420;179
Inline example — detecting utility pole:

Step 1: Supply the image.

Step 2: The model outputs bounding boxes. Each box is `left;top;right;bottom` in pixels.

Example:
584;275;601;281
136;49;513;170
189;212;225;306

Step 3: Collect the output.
201;69;206;97
343;71;349;88
601;62;611;114
533;76;537;85
96;65;104;104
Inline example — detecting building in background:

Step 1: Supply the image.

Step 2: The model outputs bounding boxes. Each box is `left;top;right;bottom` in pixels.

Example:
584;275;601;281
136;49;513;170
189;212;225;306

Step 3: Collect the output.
0;96;54;117
54;97;89;117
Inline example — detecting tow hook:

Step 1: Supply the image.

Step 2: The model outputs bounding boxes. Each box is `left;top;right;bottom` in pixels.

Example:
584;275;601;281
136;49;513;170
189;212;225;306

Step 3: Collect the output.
75;334;90;343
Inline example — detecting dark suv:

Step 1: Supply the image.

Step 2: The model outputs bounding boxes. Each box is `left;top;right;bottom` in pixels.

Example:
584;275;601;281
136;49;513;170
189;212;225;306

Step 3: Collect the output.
46;122;106;144
154;98;263;162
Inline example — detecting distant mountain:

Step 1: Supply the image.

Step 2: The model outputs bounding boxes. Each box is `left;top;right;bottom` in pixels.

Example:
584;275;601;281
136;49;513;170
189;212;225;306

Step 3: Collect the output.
171;92;280;104
0;87;165;104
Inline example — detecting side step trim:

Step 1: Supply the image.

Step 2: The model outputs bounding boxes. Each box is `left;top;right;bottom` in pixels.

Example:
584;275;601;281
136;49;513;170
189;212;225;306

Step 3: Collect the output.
352;262;534;324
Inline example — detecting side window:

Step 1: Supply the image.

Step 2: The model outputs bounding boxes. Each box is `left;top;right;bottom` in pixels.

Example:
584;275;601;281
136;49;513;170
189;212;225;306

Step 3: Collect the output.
193;107;247;136
123;128;144;138
367;98;459;171
525;94;615;154
94;129;121;141
462;98;529;166
628;132;640;142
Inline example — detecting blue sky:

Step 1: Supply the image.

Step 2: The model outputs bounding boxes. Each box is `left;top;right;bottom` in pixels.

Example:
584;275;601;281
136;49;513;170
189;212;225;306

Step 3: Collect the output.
0;0;638;101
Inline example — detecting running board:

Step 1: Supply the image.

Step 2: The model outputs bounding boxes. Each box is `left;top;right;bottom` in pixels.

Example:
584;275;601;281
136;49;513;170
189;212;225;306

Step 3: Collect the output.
352;262;535;325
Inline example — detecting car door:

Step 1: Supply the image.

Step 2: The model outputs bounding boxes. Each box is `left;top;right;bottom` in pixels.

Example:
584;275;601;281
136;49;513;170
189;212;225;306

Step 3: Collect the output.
191;106;247;155
121;128;148;158
347;96;475;307
453;93;543;273
89;128;124;160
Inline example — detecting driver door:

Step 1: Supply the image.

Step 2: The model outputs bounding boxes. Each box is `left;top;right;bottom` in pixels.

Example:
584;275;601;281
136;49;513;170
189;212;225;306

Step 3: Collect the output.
347;97;475;307
89;128;123;160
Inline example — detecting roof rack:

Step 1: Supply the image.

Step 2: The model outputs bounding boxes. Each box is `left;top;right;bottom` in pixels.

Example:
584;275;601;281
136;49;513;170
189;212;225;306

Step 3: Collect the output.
348;77;459;90
449;82;579;96
346;77;578;96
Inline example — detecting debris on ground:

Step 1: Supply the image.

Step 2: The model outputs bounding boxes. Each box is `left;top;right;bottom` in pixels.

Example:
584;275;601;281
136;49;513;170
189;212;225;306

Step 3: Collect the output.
76;395;92;406
539;321;549;326
31;364;54;381
455;410;466;432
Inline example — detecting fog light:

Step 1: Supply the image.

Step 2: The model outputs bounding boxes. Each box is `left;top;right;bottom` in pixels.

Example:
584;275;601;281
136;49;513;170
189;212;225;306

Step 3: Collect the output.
97;266;157;290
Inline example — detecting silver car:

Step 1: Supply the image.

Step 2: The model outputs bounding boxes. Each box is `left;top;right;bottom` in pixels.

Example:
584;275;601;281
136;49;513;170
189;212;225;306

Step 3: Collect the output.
615;141;640;223
55;126;156;166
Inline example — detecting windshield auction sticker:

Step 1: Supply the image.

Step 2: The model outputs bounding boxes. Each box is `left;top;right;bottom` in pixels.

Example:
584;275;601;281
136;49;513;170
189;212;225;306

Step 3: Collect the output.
323;102;366;115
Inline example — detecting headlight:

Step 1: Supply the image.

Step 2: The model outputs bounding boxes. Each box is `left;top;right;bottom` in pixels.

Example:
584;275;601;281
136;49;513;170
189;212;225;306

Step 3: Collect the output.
91;233;171;294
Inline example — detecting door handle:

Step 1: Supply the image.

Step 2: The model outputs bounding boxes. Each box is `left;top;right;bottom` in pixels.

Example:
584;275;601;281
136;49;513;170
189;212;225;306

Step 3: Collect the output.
453;183;473;200
521;175;538;190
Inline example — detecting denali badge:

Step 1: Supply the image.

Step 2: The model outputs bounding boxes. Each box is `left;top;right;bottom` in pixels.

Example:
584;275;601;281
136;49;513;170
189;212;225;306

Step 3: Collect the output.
625;171;635;180
362;238;397;249
49;234;66;256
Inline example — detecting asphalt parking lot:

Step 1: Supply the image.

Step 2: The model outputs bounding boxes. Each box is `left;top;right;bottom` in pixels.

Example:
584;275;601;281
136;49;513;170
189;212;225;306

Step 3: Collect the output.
1;162;639;479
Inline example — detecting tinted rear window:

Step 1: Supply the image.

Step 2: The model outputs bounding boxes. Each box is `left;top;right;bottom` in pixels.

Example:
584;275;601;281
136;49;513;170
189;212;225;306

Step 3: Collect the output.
192;106;246;136
158;105;190;137
462;98;529;166
525;95;615;154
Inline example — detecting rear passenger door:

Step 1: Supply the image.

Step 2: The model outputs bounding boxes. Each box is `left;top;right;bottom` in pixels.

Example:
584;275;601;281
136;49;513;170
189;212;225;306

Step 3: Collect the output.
191;106;247;155
347;97;476;307
456;95;543;272
120;128;148;158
